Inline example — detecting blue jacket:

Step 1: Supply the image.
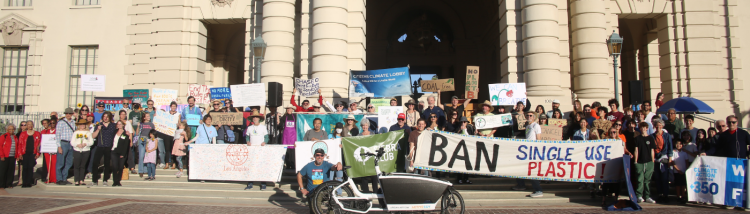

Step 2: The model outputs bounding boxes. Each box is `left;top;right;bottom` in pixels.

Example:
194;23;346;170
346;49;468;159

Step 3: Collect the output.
651;131;673;158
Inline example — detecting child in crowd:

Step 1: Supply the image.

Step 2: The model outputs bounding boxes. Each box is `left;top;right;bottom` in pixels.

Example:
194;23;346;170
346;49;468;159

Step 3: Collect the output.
671;140;689;204
172;122;191;178
144;130;159;180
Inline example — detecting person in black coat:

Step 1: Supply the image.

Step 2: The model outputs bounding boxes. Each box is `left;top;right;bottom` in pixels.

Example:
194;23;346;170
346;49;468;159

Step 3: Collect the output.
111;121;131;187
715;115;750;159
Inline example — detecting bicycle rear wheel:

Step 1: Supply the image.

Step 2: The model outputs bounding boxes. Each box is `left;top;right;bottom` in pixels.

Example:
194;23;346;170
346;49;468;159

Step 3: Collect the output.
311;181;355;214
440;187;465;214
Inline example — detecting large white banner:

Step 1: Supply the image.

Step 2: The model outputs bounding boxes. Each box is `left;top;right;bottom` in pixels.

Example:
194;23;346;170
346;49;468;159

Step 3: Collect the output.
687;156;747;207
80;74;106;92
153;110;180;136
152;88;178;107
377;106;403;134
230;83;266;107
473;113;512;129
295;139;343;173
189;144;287;182
488;83;526;106
414;130;623;182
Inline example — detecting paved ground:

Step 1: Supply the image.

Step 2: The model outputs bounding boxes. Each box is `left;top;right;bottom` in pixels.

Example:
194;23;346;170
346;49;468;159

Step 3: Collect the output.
1;189;748;214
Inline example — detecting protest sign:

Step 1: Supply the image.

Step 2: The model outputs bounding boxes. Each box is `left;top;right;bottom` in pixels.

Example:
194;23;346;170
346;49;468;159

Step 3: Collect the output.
465;66;479;99
295;78;320;97
154;110;180;135
188;84;211;104
295;139;343;173
377;106;403;133
212;112;243;125
515;114;527;130
152;88;178;107
548;118;567;127
473;113;512;129
189;144;286;182
159;104;189;113
230;83;265;107
370;99;390;112
80;74;106;92
186;114;201;126
94;97;131;112
414;130;623;182
350;67;411;97
40;134;58;154
687;156;748;207
210;87;232;105
420;78;455;92
123;89;149;104
295;114;364;141
489;83;526;106
342;130;404;178
540;126;563;141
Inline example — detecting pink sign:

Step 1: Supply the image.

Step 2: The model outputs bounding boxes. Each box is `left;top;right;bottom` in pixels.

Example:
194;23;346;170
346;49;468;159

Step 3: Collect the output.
188;84;211;104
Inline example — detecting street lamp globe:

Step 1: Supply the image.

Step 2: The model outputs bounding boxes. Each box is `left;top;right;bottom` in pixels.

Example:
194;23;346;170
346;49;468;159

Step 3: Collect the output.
607;30;623;56
251;36;267;83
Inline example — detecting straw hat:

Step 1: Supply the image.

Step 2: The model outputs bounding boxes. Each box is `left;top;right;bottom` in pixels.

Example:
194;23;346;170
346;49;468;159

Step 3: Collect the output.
481;100;495;112
284;104;295;110
405;99;417;106
248;110;265;123
344;114;358;123
75;119;91;125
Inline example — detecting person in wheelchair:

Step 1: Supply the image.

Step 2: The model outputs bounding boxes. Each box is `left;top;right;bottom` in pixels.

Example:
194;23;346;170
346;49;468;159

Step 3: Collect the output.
297;148;343;206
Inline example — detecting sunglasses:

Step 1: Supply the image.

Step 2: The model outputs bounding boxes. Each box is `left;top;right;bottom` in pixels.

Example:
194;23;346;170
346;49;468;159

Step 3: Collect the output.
610;131;617;134
526;115;534;118
314;154;324;157
213;104;220;106
431;116;437;118
397;118;404;121
729;121;738;124
368;107;374;109
614;123;622;126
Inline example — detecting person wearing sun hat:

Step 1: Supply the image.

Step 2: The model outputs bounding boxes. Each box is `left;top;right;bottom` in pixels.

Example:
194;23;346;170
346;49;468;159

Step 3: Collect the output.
404;99;421;128
244;110;269;190
342;114;360;137
474;100;497;137
280;104;298;169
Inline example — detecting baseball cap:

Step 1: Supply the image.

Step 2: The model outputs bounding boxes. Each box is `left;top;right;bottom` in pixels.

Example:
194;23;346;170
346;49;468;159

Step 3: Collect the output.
97;102;105;107
397;113;406;120
314;148;325;155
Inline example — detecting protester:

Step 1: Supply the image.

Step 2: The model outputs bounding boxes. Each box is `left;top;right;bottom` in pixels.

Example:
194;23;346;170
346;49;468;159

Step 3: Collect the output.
444;110;460;132
111;120;130;186
348;98;364;114
243;110;269;190
115;110;135;174
572;120;597;140
437;90;470;118
634;122;656;203
129;103;143;130
333;102;346;113
621;107;634;131
365;103;375;114
475;101;496;137
681;115;698;145
422;96;446;127
389;113;411;136
566;111;583;140
680;131;698;166
426;113;442;131
592;107;611;138
671;140;689;204
408;119;429;176
194;115;218;145
143;130;158;181
172;122;190;177
159;102;180;169
359;119;376;136
304;118;328;141
651;119;673;203
143;100;158;125
605;99;623;123
41;120;57;184
297;148;342;213
0;124;16;189
715;120;727;134
663;108;684;139
545;100;560;119
538;114;548;126
79;105;91;121
266;105;282;145
404;100;420;128
93;102;105;123
623;120;639;158
90;111;116;186
590;102;602;120
56;119;88;187
330;123;344;139
280;104;297;169
56;108;77;185
342;115;360;137
181;96;202;138
454;116;475;184
584;105;595;125
696;129;711;155
654;92;664;109
551;109;563;121
291;88;323;112
612;121;626;142
135;113;155;178
513;112;543;198
494;107;513;138
357;119;379;193
635;110;654;135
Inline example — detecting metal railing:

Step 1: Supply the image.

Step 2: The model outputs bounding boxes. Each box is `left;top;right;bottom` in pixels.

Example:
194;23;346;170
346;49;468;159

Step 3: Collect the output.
0;112;52;134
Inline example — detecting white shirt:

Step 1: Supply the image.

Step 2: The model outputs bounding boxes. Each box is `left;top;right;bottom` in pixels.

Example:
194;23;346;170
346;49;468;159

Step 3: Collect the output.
525;122;542;140
245;124;268;146
683;142;698;162
672;150;688;173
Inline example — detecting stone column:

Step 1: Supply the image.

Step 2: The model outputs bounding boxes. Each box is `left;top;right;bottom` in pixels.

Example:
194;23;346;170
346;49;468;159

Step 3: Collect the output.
260;0;296;97
311;0;348;97
521;0;561;97
569;0;610;101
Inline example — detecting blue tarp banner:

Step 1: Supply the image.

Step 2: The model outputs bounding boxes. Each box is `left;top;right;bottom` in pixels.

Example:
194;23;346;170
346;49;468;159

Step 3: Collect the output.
295;114;365;141
349;67;412;97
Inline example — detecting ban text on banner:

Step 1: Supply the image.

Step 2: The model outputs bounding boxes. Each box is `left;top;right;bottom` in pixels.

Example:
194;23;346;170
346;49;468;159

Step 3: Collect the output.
465;66;479;99
80;74;106;92
489;83;526;106
212;112;243;125
377;106;403;134
295;139;343;173
295;114;364;141
123;89;149;104
231;83;266;107
152;88;178;107
154;110;180;136
188;84;211;104
687;156;747;207
342;130;404;178
473;113;512;129
189;144;287;182
349;67;411;98
420;78;455;92
414;130;623;182
295;78;320;97
94;97;131;112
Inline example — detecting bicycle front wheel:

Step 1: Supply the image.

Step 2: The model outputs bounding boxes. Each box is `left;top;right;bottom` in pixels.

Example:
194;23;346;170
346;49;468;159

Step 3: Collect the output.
311;180;355;214
440;187;465;214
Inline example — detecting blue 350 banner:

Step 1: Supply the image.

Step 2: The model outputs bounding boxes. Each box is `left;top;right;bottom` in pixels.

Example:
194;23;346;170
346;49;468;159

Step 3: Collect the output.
688;156;748;207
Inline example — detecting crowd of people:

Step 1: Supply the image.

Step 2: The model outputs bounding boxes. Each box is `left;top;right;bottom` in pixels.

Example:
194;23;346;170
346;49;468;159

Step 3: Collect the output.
0;88;748;209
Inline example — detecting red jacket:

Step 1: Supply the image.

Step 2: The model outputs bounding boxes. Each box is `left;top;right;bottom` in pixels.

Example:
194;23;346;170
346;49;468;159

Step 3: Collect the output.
290;95;323;112
0;133;17;158
17;131;41;157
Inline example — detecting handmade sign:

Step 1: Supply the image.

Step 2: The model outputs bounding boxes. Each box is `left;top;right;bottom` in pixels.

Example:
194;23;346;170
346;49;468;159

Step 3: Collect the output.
189;144;287;182
369;99;390;113
186;114;201;126
295;114;364;141
349;67;411;97
123;89;149;104
159;104;189;113
294;139;343;173
687;156;748;207
93;97;131;112
473;113;512;129
342;130;404;178
377;106;403;134
541;126;564;141
489;83;526;106
40;134;58;154
188;84;211;104
465;66;479;99
80;74;106;92
420;78;455;92
153;110;180;135
295;78;320;97
212;112;243;125
548;118;568;127
230;83;266;107
515;114;527;130
152;88;178;107
414;130;623;182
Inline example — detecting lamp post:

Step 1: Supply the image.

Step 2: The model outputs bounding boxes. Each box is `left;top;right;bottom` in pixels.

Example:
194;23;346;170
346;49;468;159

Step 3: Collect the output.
251;36;267;84
607;30;623;105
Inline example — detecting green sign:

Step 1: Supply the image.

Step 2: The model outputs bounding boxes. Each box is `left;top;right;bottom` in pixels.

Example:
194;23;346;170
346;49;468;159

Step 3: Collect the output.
295;114;365;141
342;130;404;178
370;98;390;112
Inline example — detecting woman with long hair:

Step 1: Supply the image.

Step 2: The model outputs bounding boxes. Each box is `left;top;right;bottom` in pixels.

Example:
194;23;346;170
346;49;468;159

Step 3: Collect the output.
552;109;563;120
342;115;360;137
444;110;460;132
566;111;583;140
695;129;709;156
427;113;442;131
534;105;545;118
78;105;91;121
704;127;718;155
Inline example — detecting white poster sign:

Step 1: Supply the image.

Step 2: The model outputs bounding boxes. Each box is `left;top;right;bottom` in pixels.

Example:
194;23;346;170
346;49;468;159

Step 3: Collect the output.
188;84;211;104
80;74;106;92
153;110;180;136
295;78;320;97
152;88;178;107
295;139;343;173
414;130;623;182
189;144;287;182
230;83;266;107
377;106;403;134
473;113;513;129
488;83;526;106
40;134;58;154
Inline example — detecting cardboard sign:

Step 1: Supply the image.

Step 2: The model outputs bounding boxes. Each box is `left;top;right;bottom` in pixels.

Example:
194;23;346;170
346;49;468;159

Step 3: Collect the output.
80;74;106;92
420;78;455;92
548;118;568;127
465;66;480;99
230;83;266;107
540;126;563;141
516;114;526;130
188;84;211;104
489;83;526;106
473;113;513;129
123;89;149;104
40;134;58;154
210;87;232;105
295;78;320;97
212;112;243;125
152;88;178;107
187;114;201;126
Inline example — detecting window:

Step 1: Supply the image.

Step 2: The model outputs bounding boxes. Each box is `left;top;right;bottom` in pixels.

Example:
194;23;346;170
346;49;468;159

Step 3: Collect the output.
75;0;99;5
0;47;28;114
8;0;31;6
68;46;97;108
